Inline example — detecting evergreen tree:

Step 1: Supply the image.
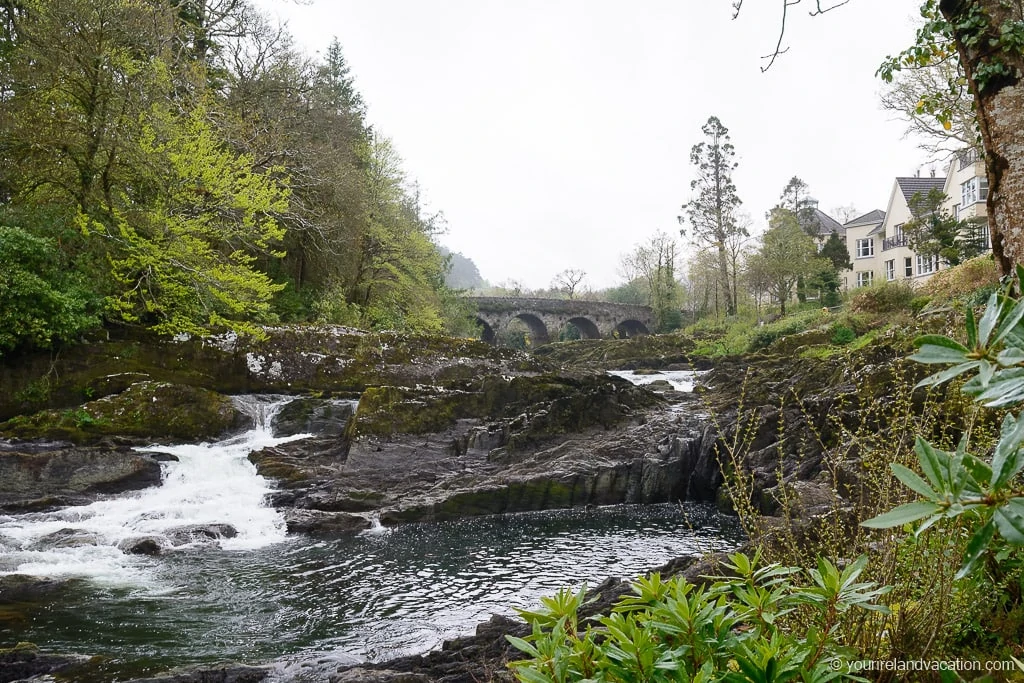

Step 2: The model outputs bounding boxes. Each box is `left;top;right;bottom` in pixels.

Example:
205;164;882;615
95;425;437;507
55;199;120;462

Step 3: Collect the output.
905;188;987;267
680;116;745;316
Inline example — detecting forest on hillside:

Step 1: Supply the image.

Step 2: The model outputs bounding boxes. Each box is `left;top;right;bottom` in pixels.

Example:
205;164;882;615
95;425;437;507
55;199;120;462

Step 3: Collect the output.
0;0;477;357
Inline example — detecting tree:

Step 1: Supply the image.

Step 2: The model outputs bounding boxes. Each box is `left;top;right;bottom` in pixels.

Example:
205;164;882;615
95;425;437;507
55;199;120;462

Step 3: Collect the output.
904;188;987;266
440;248;484;290
680;116;746;316
620;232;681;332
819;231;852;271
879;50;980;157
0;224;100;354
746;209;823;315
552;268;586;299
99;101;290;336
831;204;860;224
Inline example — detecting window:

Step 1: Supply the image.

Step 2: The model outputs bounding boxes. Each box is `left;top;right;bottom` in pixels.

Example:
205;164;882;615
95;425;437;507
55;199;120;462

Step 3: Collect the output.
904;257;913;277
962;176;988;206
916;254;939;276
856;271;873;287
893;224;905;241
962;178;977;206
856;238;874;258
885;259;895;281
953;203;961;220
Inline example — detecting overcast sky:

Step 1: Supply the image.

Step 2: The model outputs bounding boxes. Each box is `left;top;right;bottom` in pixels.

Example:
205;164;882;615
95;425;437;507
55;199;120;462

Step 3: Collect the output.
252;0;929;290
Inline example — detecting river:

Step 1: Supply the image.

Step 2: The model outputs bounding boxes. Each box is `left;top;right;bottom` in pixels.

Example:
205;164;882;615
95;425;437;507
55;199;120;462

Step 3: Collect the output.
0;376;742;678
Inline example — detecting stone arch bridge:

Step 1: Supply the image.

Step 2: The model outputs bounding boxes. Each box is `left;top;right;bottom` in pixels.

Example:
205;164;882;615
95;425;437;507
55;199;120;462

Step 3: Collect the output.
468;297;653;345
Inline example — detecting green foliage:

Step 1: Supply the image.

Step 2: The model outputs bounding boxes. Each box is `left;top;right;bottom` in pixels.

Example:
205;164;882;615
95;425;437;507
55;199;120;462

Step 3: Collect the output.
905;189;987;267
746;209;825;316
0;225;100;355
864;266;1024;577
97;102;289;337
746;310;828;352
829;324;857;346
0;2;458;346
849;280;917;315
507;550;887;682
924;255;1001;304
880;0;1018;98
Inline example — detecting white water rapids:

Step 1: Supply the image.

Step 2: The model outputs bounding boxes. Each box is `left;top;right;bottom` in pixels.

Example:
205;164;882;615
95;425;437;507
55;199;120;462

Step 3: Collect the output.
607;369;704;392
0;395;309;584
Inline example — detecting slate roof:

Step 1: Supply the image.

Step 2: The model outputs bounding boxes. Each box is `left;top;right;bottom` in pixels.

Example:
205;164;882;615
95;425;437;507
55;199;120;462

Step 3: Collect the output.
844;209;886;228
800;207;845;237
896;176;946;203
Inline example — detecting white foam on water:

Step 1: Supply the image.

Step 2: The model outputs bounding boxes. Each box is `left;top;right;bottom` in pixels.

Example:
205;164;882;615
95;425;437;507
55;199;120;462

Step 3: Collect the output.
0;395;309;584
608;369;705;392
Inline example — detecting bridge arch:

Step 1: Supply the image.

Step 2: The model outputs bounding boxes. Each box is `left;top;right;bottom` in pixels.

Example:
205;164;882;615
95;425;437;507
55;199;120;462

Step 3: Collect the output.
469;296;654;346
515;313;550;345
476;318;496;344
615;319;650;338
565;316;601;340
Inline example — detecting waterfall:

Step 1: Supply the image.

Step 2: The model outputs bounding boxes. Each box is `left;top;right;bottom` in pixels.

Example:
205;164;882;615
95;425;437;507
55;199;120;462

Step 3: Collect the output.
0;395;309;583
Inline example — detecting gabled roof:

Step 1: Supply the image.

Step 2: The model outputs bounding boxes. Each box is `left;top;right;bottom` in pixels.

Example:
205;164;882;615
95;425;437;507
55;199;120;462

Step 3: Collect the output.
844;209;886;228
896;176;946;203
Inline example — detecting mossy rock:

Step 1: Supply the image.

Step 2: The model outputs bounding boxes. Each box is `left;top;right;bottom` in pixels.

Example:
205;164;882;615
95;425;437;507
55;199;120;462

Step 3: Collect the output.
348;373;660;439
0;382;245;444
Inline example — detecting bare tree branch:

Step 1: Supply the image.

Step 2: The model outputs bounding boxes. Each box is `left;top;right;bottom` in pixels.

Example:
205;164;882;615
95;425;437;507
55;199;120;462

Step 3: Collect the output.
733;0;851;72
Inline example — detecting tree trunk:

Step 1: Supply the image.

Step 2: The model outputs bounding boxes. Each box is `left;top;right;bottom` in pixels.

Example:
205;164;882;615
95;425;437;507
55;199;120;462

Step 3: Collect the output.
942;0;1024;276
716;243;734;316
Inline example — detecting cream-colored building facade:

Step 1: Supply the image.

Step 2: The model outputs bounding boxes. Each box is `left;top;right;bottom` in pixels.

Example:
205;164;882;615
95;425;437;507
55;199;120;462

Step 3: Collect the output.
843;148;990;288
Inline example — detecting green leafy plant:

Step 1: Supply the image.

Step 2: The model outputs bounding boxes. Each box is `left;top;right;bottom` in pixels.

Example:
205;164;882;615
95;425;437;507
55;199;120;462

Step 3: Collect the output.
864;266;1024;577
506;550;888;682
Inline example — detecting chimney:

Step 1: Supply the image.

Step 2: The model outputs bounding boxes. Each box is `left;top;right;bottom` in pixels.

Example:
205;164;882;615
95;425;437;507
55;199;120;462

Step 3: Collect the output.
930;167;936;178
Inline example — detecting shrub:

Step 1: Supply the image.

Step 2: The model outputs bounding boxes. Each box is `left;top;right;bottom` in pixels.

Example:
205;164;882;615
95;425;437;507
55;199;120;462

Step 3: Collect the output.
829;323;856;345
850;280;917;314
746;309;827;352
923;254;1000;302
507;551;888;682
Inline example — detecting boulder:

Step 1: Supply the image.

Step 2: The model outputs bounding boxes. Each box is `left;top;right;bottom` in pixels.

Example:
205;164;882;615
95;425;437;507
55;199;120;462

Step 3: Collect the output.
0;642;88;682
0;575;74;603
0;445;162;512
0;382;246;445
272;398;356;438
282;509;372;535
166;524;238;546
32;528;101;549
118;536;164;555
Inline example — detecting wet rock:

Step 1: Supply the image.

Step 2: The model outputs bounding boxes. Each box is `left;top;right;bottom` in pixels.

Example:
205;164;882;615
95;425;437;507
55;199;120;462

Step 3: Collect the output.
123;664;270;682
166;524;238;545
331;669;431;682
0;642;88;682
118;536;164;555
272;398;356;438
0;446;162;512
33;528;101;549
0;575;73;603
283;509;371;535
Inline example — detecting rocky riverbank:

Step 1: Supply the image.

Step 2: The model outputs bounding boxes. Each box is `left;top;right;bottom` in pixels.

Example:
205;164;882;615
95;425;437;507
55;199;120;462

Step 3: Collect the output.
0;321;946;682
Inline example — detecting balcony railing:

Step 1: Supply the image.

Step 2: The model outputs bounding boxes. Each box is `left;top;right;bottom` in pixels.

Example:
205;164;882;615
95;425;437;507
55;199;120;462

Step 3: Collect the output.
882;236;908;251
